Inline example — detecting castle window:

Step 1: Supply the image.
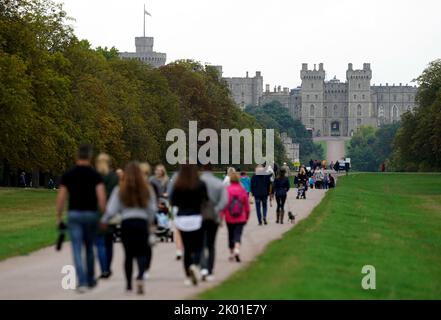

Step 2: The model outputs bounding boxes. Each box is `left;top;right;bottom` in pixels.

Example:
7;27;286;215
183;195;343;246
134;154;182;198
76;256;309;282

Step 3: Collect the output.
310;119;314;126
307;94;310;100
310;105;315;117
354;95;357;100
315;94;318;100
311;83;314;89
393;94;397;101
324;106;328;117
333;105;338;116
357;119;362;125
357;105;362;116
362;94;365;100
408;95;411;101
358;83;361;89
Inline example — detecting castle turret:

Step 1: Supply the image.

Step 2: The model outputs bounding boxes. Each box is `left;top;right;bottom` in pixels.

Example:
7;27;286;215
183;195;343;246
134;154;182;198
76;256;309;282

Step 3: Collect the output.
346;63;373;135
300;63;325;136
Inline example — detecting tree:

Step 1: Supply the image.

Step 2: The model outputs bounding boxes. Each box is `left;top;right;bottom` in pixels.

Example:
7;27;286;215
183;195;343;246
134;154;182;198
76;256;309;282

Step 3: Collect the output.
392;59;441;171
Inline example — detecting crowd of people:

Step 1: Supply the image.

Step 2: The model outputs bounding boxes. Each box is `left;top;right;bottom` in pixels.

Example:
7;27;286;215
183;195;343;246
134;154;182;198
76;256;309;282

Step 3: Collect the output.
55;145;337;294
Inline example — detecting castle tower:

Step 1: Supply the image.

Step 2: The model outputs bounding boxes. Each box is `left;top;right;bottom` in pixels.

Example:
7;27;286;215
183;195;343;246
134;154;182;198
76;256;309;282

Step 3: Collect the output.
300;63;325;136
346;63;373;135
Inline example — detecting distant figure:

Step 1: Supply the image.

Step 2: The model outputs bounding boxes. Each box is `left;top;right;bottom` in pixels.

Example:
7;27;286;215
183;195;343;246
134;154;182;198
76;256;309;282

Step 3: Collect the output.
273;169;290;224
380;162;386;172
281;162;290;177
328;174;336;188
56;145;106;293
250;164;273;225
239;171;251;197
223;167;236;187
150;164;169;201
329;161;334;170
48;178;55;190
19;172;26;188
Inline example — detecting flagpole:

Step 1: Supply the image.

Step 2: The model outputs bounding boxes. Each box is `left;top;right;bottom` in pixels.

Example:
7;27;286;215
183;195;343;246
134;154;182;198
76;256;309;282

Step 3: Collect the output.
143;4;146;37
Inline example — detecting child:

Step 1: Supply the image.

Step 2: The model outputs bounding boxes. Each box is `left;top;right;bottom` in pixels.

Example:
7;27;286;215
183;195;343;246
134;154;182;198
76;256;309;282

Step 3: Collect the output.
239;171;251;197
309;176;315;189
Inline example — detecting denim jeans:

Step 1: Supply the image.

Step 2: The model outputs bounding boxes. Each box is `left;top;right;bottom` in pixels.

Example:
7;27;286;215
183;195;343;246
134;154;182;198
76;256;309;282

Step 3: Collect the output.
254;196;268;223
95;234;111;274
67;210;99;287
200;220;219;275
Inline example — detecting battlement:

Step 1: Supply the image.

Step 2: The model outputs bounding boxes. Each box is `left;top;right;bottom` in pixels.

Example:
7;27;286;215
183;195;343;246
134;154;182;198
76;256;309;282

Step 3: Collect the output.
346;63;372;80
300;63;325;80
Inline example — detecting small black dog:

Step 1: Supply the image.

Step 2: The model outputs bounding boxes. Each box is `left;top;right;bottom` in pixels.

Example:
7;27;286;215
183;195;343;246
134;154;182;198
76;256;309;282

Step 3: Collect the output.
288;211;296;224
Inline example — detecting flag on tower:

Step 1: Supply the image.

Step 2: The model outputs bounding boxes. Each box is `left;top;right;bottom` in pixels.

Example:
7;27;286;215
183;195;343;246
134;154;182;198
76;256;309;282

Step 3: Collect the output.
145;9;151;16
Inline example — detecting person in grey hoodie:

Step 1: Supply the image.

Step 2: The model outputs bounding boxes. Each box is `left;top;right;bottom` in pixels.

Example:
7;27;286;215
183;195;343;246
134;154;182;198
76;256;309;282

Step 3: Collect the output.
101;162;157;295
199;163;228;281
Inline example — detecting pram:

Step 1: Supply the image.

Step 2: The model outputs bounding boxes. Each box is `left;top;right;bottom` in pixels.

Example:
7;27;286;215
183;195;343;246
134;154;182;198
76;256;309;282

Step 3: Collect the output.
296;184;306;199
155;200;174;242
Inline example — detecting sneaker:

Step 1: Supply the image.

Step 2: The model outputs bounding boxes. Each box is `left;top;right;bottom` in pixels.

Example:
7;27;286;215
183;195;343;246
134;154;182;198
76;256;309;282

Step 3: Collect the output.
76;286;87;294
233;248;241;262
206;275;215;282
176;250;183;260
143;272;150;280
263;218;268;225
99;271;111;279
201;269;209;281
258;222;262;226
184;279;192;287
136;279;144;295
188;264;199;286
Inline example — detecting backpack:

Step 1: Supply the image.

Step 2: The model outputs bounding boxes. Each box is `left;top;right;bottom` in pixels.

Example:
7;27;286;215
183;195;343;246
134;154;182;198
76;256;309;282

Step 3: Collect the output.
228;195;243;218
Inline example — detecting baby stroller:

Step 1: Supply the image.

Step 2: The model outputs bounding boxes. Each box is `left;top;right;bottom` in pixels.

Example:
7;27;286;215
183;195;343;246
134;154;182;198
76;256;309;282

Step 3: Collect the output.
296;183;306;199
155;200;174;242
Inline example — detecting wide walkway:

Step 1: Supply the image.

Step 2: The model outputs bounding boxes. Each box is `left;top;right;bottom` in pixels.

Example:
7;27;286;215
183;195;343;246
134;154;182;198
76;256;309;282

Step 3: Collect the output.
0;187;327;300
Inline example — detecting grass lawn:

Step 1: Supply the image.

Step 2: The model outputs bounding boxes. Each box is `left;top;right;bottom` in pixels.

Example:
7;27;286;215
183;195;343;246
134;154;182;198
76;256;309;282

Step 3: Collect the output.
0;187;57;261
199;173;441;299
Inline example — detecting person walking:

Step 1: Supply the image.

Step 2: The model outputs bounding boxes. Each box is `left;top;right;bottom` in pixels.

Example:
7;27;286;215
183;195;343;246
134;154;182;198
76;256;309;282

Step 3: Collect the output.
297;166;309;199
169;164;208;286
250;164;272;225
221;173;250;262
223;167;236;186
199;163;228;282
95;153;119;279
273;169;290;224
150;164;169;201
101;162;157;294
56;145;106;292
239;171;251;197
280;162;290;177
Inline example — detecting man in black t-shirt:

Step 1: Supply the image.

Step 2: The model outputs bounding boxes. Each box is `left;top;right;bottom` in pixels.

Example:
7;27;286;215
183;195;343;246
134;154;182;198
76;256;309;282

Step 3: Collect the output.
56;145;106;292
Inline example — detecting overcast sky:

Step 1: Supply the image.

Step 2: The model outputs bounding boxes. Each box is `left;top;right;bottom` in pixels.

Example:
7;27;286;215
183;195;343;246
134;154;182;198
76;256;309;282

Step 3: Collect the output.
59;0;441;88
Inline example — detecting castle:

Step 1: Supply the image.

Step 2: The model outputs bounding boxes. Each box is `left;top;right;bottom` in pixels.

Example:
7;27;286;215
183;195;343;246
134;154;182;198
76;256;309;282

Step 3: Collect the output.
119;36;166;68
224;63;418;137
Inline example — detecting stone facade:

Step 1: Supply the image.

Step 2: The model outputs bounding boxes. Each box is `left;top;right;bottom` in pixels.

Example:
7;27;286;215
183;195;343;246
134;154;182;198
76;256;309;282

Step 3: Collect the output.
280;132;300;162
258;63;418;137
223;71;263;110
119;37;166;68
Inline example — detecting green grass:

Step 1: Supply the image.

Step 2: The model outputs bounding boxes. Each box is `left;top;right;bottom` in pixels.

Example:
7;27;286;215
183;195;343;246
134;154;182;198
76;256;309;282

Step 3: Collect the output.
199;173;441;299
0;187;57;261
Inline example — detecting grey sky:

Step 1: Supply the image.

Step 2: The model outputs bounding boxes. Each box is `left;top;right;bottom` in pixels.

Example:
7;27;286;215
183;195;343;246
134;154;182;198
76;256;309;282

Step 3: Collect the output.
60;0;441;89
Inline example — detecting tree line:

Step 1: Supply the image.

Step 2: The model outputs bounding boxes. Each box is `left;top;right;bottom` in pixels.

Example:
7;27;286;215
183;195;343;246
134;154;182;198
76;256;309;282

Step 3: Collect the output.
347;59;441;172
245;101;324;164
0;0;297;186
